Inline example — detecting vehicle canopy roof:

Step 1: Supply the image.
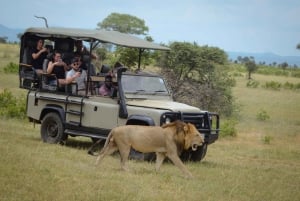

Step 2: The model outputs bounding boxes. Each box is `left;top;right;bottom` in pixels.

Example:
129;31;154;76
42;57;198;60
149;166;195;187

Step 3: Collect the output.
22;27;170;51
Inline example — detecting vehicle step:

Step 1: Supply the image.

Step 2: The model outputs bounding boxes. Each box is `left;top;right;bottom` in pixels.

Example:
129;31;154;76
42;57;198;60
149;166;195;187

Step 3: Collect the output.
64;129;108;139
66;110;83;115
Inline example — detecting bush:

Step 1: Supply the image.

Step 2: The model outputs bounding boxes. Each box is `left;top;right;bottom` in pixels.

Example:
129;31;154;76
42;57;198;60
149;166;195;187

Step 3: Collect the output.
0;89;26;119
291;71;300;78
246;80;259;88
295;83;300;90
256;109;270;121
274;70;289;76
262;135;272;144
3;62;18;74
263;81;281;90
220;119;237;137
283;82;294;90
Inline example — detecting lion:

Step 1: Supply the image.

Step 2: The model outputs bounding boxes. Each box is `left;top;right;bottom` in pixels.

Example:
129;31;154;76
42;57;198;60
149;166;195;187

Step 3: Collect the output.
95;120;204;178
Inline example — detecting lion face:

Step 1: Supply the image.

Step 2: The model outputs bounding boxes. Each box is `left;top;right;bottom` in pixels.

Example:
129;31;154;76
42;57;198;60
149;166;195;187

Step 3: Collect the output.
184;123;204;151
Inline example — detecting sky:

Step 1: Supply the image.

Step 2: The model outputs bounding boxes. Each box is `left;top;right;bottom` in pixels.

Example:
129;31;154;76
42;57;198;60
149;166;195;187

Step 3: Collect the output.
1;0;300;56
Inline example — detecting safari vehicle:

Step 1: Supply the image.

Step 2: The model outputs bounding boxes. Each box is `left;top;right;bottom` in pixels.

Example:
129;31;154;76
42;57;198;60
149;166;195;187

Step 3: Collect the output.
19;27;219;161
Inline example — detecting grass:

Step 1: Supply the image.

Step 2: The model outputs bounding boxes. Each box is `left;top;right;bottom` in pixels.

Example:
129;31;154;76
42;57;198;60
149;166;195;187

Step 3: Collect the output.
0;44;300;201
233;74;300;137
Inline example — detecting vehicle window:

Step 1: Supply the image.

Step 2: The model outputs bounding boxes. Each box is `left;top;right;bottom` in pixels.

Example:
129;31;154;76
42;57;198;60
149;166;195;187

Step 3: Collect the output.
121;75;169;94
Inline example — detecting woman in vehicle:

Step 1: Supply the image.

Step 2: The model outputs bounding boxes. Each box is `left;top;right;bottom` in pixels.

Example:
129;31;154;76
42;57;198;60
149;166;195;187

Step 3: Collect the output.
31;39;49;74
47;51;68;87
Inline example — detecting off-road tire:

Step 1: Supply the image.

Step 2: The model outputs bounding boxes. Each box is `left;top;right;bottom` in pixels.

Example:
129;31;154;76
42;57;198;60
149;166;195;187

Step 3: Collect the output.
190;143;208;161
41;112;67;144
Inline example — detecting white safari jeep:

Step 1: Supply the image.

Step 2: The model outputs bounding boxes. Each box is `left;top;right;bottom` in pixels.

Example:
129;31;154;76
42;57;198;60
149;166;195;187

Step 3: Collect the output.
19;27;219;161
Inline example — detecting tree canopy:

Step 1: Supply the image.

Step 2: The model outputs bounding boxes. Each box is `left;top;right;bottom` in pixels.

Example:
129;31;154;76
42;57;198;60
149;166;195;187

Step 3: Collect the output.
238;56;257;79
97;13;152;69
97;13;149;35
160;41;235;116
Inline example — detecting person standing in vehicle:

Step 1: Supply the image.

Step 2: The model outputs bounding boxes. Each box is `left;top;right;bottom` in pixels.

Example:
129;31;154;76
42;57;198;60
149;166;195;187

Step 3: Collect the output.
66;58;87;95
74;40;97;75
31;39;48;74
47;51;68;86
74;40;98;59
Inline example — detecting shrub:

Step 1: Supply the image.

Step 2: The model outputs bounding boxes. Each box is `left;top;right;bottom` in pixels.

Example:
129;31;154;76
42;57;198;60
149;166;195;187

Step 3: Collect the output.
246;80;259;88
3;62;18;74
291;71;300;78
274;70;288;76
263;81;281;90
256;109;270;121
220;119;237;137
294;83;300;90
262;135;272;144
0;89;26;119
283;82;294;90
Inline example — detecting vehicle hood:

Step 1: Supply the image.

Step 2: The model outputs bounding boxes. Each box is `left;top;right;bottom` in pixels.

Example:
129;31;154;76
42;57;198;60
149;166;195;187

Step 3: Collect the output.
126;99;201;112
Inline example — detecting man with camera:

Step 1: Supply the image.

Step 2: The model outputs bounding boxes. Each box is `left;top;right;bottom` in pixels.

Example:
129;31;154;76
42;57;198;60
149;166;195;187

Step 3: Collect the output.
66;57;87;95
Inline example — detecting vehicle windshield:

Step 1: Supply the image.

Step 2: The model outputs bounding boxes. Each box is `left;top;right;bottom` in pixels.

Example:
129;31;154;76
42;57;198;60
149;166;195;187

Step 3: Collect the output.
121;74;169;95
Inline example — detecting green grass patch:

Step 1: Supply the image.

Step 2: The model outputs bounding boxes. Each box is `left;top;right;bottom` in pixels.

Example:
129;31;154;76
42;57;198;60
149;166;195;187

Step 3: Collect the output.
246;79;260;88
2;62;18;74
0;89;26;119
256;109;270;121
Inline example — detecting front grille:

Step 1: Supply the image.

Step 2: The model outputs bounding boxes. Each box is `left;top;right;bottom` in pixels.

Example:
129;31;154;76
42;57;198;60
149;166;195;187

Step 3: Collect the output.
181;112;209;131
161;111;219;135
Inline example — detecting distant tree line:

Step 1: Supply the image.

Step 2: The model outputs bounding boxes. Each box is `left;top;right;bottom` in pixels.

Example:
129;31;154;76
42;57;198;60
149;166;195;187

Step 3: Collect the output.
0;36;8;43
0;33;22;44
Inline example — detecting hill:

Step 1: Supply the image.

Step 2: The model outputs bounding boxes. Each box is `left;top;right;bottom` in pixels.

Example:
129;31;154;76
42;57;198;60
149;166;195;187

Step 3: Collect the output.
227;51;300;66
0;24;23;42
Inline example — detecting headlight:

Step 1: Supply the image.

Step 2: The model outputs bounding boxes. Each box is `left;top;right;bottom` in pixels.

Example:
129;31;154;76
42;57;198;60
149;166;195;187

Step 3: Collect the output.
160;112;179;125
165;117;171;124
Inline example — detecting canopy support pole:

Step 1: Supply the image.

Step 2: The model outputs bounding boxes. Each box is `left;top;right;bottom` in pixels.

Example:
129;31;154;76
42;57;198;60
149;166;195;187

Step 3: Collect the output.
138;48;145;70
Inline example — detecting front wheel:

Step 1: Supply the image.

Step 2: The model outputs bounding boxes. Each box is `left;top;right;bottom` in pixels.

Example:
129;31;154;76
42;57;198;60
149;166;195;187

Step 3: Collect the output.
190;143;208;162
41;112;67;144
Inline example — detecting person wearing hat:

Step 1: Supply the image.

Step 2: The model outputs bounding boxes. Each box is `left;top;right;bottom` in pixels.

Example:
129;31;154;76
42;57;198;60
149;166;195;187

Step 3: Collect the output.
66;57;87;95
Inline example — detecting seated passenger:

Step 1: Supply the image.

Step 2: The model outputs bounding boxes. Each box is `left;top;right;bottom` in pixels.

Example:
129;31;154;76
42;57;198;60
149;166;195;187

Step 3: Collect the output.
47;51;68;86
66;58;87;95
99;75;114;96
31;39;49;74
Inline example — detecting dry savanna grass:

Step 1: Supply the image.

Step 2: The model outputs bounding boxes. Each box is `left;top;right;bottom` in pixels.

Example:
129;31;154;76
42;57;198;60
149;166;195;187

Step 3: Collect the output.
0;44;299;201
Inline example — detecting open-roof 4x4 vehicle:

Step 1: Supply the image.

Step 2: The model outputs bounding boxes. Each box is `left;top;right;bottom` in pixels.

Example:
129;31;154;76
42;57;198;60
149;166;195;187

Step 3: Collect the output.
19;27;219;161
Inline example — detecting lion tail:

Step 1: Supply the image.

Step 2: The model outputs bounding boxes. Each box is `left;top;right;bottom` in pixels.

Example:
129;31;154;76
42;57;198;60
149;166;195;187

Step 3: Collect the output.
103;129;114;147
95;129;115;165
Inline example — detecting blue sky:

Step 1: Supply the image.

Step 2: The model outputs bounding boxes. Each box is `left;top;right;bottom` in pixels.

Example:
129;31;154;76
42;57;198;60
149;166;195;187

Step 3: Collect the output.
1;0;299;56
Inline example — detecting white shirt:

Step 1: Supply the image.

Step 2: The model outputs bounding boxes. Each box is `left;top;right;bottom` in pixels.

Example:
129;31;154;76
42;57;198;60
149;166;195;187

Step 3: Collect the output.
66;69;87;91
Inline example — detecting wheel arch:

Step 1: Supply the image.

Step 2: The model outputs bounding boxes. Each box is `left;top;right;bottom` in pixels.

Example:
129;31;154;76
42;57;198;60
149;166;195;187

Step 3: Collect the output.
126;115;155;126
40;105;65;123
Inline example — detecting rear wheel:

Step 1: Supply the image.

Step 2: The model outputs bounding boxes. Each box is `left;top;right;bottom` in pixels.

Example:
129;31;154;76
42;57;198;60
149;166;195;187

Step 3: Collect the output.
41;112;67;144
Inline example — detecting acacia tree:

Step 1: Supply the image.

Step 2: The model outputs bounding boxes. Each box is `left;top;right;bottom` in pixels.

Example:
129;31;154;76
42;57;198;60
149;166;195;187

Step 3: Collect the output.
97;13;149;35
97;13;151;68
160;41;235;116
240;56;257;79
